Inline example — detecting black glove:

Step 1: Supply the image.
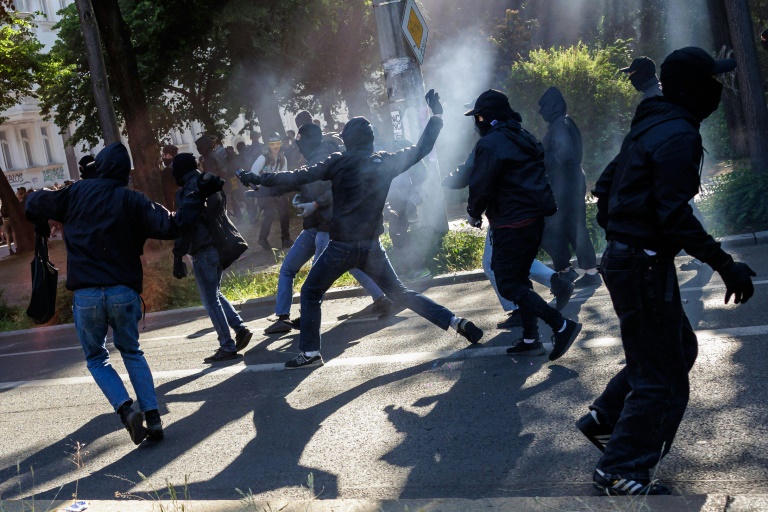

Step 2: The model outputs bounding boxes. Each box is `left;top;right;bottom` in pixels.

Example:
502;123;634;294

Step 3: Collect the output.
467;214;482;229
173;256;188;279
425;89;443;115
718;259;756;304
35;221;51;239
197;172;225;198
239;171;261;187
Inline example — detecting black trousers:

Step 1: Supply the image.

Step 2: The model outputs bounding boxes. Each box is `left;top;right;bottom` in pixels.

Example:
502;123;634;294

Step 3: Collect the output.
258;195;290;243
541;174;597;271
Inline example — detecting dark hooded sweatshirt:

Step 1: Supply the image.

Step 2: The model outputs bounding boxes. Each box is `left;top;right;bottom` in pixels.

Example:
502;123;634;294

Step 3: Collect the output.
538;87;585;214
259;116;443;242
593;97;730;267
25;142;203;293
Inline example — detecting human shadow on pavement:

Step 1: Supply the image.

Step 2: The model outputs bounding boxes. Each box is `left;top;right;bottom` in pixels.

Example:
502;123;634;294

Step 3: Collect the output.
381;350;579;499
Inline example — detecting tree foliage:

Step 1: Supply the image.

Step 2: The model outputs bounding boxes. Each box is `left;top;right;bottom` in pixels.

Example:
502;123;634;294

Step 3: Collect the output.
506;41;638;180
0;15;43;125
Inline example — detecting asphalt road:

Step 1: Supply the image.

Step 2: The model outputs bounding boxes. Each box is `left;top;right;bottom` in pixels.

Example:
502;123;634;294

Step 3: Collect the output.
1;244;767;503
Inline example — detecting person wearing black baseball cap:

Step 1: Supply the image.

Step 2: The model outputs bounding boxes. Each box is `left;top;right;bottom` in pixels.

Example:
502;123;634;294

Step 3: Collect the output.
463;89;583;361
620;56;662;99
579;47;752;496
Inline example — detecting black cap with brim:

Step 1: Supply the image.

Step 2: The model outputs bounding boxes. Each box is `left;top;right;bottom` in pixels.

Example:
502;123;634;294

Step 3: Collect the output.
464;89;510;116
662;47;736;75
619;56;656;74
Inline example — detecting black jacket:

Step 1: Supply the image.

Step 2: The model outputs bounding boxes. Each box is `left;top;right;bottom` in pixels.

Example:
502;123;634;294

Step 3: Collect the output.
260;116;443;241
539;89;585;211
25;142;203;293
172;170;225;257
297;139;338;232
467;119;556;227
593;97;729;266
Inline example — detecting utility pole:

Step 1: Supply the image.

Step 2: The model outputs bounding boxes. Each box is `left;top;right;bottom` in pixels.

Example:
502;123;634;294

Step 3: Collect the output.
372;0;449;242
74;0;120;144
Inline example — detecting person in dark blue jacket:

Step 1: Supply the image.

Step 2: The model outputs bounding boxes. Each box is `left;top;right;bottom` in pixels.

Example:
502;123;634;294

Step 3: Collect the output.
25;142;222;446
240;90;483;369
578;47;755;496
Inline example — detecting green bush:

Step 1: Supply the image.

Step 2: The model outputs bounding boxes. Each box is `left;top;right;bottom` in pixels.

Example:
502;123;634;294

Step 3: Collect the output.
430;226;485;273
506;41;638;180
697;167;768;237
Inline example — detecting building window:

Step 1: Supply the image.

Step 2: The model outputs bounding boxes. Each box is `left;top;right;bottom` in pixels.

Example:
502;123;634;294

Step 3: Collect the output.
40;126;54;164
20;128;33;167
39;0;49;19
0;132;13;170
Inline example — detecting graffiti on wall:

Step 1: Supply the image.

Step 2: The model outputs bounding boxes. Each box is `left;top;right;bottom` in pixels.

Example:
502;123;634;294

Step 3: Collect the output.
42;167;65;182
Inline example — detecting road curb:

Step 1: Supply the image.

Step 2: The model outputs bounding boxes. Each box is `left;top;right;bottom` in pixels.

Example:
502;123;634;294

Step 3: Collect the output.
1;494;759;512
2;231;765;337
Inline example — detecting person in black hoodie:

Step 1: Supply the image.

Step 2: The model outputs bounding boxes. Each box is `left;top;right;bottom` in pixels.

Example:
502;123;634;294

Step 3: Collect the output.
464;89;582;361
263;123;392;335
25;142;223;446
577;47;755;496
171;153;253;363
241;90;484;369
537;87;600;288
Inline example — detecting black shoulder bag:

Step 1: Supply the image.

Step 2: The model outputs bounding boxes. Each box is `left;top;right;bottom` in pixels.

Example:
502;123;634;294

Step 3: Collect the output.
26;234;58;324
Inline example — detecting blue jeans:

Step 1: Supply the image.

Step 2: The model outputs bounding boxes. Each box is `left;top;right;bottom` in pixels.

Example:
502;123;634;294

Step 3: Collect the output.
482;229;555;313
298;239;454;353
73;285;158;412
191;246;245;352
591;241;697;480
275;228;384;316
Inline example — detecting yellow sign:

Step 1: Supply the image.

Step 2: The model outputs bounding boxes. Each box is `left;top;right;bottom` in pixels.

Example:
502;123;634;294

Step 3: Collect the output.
401;0;428;64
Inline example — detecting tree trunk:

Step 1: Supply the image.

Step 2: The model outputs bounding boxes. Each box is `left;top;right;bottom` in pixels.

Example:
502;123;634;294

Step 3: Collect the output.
706;0;749;158
639;0;666;60
252;73;286;139
723;0;768;173
92;0;163;201
0;170;34;254
342;79;373;119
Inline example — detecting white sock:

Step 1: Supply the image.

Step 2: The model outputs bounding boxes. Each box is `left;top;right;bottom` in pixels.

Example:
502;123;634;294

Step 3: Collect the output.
585;269;598;275
558;320;567;333
523;338;536;344
303;351;320;358
590;410;601;424
449;315;461;331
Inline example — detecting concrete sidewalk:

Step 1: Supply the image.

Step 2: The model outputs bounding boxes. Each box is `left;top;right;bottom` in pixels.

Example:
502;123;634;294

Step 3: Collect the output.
2;494;767;511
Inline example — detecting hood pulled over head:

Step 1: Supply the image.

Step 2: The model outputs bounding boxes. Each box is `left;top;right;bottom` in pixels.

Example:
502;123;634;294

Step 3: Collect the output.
95;142;131;185
538;87;566;123
296;123;323;159
195;135;214;155
171;153;198;186
340;117;374;153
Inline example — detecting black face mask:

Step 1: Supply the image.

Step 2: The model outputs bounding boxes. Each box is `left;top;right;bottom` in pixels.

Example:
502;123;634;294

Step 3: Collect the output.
629;73;647;92
474;116;496;137
665;74;723;121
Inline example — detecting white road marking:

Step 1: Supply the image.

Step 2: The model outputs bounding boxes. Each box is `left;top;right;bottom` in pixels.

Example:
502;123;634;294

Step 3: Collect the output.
1;324;766;391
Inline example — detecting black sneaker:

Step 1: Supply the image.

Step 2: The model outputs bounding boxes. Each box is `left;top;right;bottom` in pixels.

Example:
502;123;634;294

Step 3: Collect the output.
574;272;602;288
549;319;582;361
235;327;253;352
259;240;273;251
457;318;483;344
264;317;294;334
560;267;578;283
496;312;522;329
550;274;575;311
371;296;395;318
576;410;612;452
593;469;671;496
285;353;324;369
144;409;164;441
123;410;147;445
204;348;238;363
506;337;546;356
282;238;294;248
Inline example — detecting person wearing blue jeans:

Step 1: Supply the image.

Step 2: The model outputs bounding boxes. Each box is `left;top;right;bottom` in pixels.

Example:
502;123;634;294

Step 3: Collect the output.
25;142;223;445
172;153;253;363
264;123;392;335
242;90;484;369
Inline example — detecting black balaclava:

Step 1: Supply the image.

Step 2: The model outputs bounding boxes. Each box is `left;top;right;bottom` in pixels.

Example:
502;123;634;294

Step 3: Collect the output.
171;153;198;186
465;89;522;137
296;123;323;159
78;154;97;180
295;110;313;128
340;117;375;153
660;63;723;122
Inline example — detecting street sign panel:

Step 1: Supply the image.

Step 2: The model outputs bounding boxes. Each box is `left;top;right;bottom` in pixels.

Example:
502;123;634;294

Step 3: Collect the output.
401;0;428;64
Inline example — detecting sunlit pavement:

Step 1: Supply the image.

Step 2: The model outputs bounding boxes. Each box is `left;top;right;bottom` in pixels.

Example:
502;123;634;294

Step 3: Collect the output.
1;242;768;509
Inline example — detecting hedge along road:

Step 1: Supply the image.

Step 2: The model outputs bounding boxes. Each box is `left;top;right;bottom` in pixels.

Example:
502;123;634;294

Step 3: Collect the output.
0;243;767;502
